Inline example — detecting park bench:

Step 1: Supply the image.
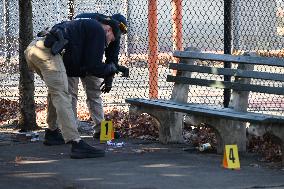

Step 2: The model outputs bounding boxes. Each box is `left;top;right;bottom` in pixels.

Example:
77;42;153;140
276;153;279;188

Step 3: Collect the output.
126;47;284;160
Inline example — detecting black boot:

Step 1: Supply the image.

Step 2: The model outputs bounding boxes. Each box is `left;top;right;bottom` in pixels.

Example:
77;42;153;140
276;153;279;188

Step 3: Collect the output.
70;140;105;159
93;131;101;139
43;128;65;146
92;123;101;139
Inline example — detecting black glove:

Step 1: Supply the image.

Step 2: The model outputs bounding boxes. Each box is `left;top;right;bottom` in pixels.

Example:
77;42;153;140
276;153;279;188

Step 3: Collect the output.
107;62;129;77
117;65;129;77
108;63;119;74
100;75;114;93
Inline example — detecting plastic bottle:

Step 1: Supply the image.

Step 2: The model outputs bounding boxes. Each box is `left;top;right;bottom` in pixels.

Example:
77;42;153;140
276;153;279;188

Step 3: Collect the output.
198;143;211;151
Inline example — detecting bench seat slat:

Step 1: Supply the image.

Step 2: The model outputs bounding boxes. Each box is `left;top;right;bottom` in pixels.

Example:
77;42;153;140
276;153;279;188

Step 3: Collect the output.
167;75;284;95
173;51;284;67
126;98;284;124
169;63;284;82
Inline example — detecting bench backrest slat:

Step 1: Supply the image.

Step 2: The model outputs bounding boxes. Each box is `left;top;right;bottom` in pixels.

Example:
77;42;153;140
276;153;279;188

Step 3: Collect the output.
167;75;284;95
173;51;284;67
169;63;284;82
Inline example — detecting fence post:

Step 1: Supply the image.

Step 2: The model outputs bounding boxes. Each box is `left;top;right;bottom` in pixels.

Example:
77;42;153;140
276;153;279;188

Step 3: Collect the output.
148;0;159;99
223;0;233;107
68;0;75;20
4;0;11;64
172;0;183;52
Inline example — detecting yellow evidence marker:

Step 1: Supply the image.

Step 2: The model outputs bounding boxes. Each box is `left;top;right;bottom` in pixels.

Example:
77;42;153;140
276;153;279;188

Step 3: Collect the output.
100;120;114;143
223;144;240;170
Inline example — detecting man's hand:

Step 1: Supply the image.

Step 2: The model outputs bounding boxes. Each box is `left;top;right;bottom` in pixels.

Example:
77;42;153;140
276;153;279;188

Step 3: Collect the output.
107;62;129;77
117;65;129;77
100;75;114;93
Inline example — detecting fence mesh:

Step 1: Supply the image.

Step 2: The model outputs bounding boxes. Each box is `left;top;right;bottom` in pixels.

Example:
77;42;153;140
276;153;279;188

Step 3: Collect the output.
1;0;284;124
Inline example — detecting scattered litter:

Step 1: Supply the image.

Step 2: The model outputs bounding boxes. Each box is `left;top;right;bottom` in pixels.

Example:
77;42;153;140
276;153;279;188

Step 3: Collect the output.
15;156;22;163
132;149;144;154
131;148;160;154
183;126;217;152
12;132;39;142
141;147;158;153
198;143;212;152
250;163;261;168
106;140;125;148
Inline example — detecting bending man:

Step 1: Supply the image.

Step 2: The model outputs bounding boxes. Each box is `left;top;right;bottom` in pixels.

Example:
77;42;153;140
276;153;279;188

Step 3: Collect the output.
25;18;120;158
69;13;128;138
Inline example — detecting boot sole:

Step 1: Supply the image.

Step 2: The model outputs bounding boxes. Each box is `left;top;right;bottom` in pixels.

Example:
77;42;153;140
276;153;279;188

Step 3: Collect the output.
70;152;105;159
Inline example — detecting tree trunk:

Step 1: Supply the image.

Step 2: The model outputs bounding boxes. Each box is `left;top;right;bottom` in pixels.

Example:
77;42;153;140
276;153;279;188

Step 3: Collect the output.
18;0;39;131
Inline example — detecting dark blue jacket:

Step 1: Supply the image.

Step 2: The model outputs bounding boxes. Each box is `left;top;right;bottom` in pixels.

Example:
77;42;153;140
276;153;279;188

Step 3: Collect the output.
75;13;120;66
50;19;116;78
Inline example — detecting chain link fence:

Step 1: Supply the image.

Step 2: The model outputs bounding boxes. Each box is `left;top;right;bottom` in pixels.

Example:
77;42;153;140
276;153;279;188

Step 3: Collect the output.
1;0;284;124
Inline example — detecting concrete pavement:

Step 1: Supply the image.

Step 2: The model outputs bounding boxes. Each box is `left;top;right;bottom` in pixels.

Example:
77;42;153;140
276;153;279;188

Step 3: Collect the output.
0;137;284;189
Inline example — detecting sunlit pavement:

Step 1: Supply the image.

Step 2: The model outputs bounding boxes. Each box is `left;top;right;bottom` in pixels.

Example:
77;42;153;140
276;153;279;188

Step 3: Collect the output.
0;137;284;189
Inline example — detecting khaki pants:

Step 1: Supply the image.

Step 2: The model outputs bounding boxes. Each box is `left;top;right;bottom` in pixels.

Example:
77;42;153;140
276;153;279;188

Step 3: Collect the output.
68;76;104;131
24;38;80;142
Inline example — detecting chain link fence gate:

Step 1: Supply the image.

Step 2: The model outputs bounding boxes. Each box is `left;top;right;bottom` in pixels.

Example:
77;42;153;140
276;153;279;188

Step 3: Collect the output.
0;0;284;124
